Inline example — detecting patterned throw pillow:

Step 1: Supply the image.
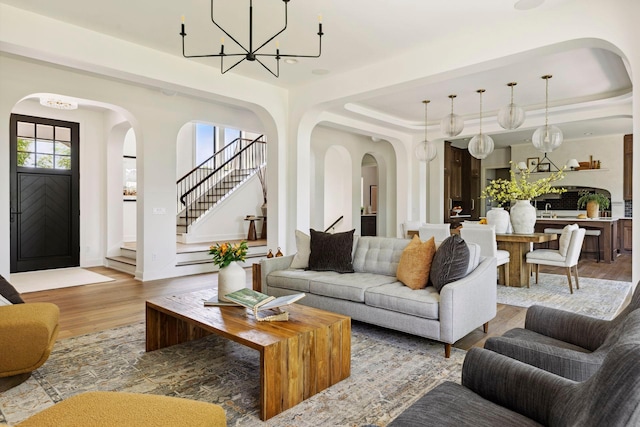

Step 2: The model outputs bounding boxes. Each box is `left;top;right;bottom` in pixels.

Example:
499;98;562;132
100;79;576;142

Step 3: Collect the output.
307;229;355;273
397;235;437;290
0;274;24;304
429;234;470;293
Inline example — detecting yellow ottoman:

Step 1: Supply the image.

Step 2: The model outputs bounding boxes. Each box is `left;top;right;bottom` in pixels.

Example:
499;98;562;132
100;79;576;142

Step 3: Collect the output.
17;391;227;427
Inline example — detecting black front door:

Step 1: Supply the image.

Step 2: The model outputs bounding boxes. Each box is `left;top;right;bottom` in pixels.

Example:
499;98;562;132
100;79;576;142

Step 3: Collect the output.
10;114;80;273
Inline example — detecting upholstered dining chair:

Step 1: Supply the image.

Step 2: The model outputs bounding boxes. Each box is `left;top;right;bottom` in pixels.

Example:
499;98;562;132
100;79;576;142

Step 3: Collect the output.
401;221;425;238
460;226;510;286
418;223;451;243
483;283;640;382
387;310;640;427
526;226;586;294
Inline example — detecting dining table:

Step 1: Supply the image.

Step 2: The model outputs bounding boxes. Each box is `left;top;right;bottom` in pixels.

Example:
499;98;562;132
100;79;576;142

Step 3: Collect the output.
496;232;558;287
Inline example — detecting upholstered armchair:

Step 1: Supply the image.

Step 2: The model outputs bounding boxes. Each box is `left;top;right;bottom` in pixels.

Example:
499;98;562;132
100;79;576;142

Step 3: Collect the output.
0;275;59;391
388;310;640;426
483;283;640;381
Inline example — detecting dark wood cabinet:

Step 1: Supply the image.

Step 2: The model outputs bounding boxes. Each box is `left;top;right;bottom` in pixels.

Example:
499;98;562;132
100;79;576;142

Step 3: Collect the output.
620;218;632;252
444;141;480;222
624;134;633;201
361;215;376;236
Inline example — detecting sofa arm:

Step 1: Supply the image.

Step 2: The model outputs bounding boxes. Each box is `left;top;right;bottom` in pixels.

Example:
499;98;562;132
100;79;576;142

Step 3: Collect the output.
439;256;497;343
0;303;60;376
462;347;569;426
260;255;294;293
525;305;610;351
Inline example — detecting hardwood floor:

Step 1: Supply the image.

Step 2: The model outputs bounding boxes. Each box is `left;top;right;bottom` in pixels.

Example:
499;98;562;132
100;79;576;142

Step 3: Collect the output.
21;254;633;351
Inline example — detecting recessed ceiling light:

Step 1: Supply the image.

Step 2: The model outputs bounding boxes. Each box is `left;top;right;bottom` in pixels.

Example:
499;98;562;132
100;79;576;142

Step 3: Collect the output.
514;0;544;11
40;97;78;110
284;58;298;64
584;132;593;136
312;69;330;75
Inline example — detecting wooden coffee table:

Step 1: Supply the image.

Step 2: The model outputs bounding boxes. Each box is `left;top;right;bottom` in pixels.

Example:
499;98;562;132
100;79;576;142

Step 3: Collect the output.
145;290;351;420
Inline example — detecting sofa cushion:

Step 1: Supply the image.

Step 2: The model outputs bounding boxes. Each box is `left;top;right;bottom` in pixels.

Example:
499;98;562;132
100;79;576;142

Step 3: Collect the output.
0;274;24;304
397;235;436;290
307;229;355;273
266;269;336;293
365;282;440;320
290;230;311;269
352;237;410;276
430;235;470;293
309;273;398;302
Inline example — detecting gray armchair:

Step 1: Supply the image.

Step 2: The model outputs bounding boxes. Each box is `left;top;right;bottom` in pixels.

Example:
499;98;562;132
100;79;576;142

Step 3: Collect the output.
388;310;640;426
483;283;640;381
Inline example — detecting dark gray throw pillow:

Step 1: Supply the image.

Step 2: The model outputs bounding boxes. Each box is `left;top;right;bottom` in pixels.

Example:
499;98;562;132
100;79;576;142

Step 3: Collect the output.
429;234;470;293
0;274;24;304
307;229;355;273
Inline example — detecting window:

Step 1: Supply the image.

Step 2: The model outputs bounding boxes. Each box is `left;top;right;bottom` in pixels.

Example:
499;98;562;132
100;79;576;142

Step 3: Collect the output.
16;122;71;170
224;128;241;147
195;123;216;165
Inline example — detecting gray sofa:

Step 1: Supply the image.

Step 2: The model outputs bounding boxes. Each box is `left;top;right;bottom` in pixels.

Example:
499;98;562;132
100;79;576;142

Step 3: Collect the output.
260;236;497;357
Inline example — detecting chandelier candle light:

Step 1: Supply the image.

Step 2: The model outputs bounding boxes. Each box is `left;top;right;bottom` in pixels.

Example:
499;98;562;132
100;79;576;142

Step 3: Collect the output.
180;0;324;77
415;100;437;162
468;89;494;160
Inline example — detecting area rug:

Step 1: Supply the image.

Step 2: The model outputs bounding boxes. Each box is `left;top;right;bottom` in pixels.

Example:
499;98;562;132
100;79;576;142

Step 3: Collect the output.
0;322;465;426
497;273;632;320
9;267;115;293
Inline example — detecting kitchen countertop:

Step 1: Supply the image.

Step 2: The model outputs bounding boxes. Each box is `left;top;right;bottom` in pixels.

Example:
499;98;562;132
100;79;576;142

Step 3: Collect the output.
536;217;619;222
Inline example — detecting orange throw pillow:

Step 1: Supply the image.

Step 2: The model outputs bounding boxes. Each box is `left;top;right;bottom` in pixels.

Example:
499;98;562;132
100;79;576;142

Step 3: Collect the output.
397;235;436;290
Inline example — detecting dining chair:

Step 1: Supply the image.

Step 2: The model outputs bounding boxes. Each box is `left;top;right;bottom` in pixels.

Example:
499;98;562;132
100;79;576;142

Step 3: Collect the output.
460;226;510;286
418;223;451;243
526;226;586;294
402;221;425;239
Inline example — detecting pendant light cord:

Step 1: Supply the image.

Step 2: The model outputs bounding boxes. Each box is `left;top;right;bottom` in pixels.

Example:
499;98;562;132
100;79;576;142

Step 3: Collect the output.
423;100;430;141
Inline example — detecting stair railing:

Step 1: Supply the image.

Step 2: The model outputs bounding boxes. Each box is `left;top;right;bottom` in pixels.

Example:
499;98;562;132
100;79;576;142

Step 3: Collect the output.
177;135;266;227
324;216;344;233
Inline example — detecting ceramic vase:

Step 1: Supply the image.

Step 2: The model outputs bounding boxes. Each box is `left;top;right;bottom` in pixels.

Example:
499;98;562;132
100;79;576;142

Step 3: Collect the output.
218;261;247;302
586;201;599;218
510;200;537;234
486;207;510;234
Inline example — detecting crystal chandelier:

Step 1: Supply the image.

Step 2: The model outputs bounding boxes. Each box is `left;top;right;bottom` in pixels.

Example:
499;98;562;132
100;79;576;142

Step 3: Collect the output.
497;82;526;130
440;95;464;137
532;75;563;152
415;100;437;162
180;0;323;77
468;89;494;160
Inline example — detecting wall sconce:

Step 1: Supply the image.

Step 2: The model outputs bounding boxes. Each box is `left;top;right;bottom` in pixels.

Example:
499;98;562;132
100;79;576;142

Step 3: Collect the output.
566;158;580;170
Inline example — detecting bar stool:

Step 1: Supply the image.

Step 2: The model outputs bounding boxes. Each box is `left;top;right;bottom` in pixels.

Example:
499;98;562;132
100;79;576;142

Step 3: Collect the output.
585;229;601;262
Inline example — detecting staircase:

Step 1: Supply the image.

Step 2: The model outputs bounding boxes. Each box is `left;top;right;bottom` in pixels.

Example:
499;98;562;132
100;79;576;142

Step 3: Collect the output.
176;136;266;235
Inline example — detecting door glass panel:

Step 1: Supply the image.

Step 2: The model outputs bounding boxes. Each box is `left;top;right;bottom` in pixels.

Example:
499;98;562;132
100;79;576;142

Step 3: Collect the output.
17;137;35;153
37;140;54;154
55;126;71;142
55;155;71;170
36;153;54;169
17;122;35;138
36;124;54;140
19;153;36;167
55;141;71;156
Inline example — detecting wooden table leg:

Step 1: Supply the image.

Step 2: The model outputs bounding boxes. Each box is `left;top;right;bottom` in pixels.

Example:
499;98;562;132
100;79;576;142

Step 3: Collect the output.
498;241;530;287
247;219;257;240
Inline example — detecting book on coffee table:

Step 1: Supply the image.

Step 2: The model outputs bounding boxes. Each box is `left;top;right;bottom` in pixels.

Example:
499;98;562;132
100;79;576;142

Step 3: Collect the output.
203;294;242;307
211;288;305;321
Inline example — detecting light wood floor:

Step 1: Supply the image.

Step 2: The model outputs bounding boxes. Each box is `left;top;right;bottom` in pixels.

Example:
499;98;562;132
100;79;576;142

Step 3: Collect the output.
22;254;633;351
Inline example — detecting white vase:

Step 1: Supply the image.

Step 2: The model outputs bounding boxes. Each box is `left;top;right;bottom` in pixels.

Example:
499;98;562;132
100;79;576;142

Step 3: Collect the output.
510;200;537;234
486;207;510;234
218;261;247;302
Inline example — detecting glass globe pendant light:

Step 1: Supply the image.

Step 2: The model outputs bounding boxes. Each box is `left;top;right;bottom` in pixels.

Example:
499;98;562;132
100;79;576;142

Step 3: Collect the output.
468;89;494;160
532;75;563;152
497;82;526;130
415;100;437;162
440;95;464;137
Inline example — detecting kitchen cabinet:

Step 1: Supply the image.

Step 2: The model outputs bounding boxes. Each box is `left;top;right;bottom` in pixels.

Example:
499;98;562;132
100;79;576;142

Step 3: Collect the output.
624;134;633;201
361;215;376;236
620;218;632;252
444;141;480;222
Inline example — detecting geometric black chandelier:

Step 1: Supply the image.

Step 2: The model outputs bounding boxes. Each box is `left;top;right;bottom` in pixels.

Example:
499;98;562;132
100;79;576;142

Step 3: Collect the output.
180;0;324;77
